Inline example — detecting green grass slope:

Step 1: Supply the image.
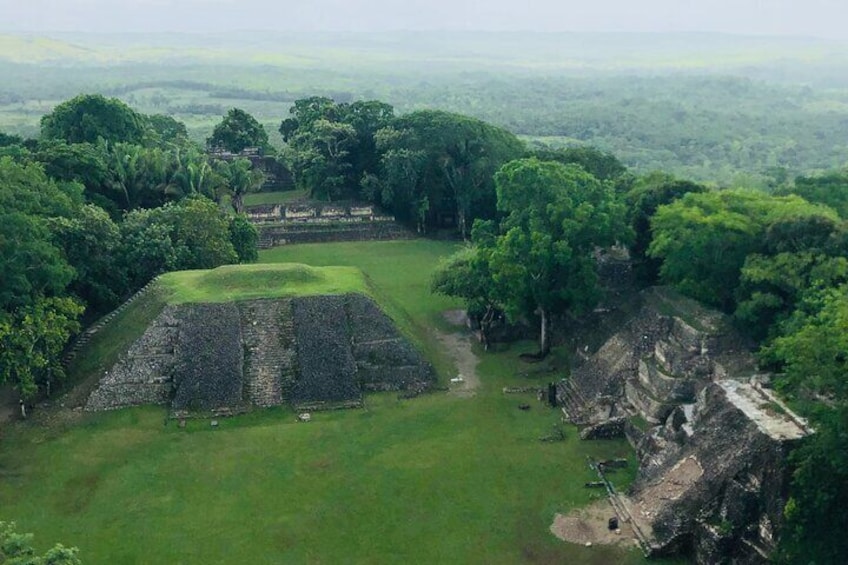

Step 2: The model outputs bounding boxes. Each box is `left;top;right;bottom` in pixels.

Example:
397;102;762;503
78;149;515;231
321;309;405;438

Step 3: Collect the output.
1;240;662;564
160;263;368;304
65;263;368;393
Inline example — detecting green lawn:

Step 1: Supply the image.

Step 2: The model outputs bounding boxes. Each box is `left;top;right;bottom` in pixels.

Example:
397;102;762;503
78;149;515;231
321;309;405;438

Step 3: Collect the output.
160;263;368;304
243;190;309;207
0;240;653;564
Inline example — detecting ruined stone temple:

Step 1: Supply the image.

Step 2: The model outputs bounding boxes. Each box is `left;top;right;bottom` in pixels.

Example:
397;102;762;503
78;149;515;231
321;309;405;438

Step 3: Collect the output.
558;287;812;564
86;294;434;414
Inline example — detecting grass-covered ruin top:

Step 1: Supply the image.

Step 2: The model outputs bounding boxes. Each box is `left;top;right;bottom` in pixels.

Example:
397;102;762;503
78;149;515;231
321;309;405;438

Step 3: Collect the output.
159;263;369;304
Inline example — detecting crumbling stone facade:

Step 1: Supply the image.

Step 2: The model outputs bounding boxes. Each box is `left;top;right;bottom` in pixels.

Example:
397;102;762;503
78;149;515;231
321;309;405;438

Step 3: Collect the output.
86;294;435;414
558;287;811;563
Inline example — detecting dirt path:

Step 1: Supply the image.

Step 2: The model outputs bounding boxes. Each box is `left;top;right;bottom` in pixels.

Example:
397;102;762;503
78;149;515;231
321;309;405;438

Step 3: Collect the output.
437;310;481;397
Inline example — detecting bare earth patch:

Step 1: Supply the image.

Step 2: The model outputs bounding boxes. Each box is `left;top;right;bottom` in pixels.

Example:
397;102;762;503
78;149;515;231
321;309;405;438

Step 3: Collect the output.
438;310;481;397
550;499;637;548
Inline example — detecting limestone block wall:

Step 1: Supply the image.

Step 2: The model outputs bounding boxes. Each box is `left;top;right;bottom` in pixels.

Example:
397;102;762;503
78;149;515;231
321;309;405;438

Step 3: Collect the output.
257;220;414;248
291;295;361;408
86;294;434;414
171;303;244;411
347;294;435;391
85;307;180;411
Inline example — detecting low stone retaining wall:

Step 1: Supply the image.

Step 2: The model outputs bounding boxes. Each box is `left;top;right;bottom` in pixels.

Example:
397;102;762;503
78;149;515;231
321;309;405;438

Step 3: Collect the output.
257;221;415;248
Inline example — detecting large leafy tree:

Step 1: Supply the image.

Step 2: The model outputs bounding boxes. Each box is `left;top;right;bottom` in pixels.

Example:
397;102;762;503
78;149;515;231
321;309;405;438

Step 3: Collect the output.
119;196;240;289
530;145;629;185
431;220;500;346
0;158;80;310
0;297;83;398
778;169;848;219
228;215;259;263
735;214;848;339
764;288;848;564
490;158;626;354
281;97;394;201
145;113;190;148
376;110;524;236
40;94;146;145
50;204;127;317
289;118;358;201
0;157;84;397
648;190;837;310
625;172;707;284
208;108;269;153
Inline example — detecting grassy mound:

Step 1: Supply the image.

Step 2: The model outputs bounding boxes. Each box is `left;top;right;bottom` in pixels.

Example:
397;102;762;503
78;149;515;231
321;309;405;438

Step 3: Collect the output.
66;263;368;395
160;263;368;304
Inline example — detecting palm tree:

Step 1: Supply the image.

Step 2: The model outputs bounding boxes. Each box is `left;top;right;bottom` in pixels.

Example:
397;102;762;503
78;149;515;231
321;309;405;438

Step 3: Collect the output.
221;158;264;214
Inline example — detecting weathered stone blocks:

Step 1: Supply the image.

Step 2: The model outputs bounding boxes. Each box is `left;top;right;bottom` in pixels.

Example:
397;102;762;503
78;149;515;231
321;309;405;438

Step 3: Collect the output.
86;293;435;414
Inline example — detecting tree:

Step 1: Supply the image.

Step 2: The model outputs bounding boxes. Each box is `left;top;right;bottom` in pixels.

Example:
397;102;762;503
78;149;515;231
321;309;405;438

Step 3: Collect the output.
625;173;707;284
49;204;126;317
735;214;848;339
341;100;395;185
0;132;24;147
376;110;524;236
119;196;239;289
490;158;626;354
279;97;338;140
40;94;145;145
530;145;629;184
764;288;848;564
289;118;357;200
280;97;394;201
0;521;81;564
219;158;264;213
33;140;117;214
229;215;259;263
208;108;269;153
145;114;190;147
648;190;837;310
0;157;84;397
0;297;83;398
431;220;500;347
778;170;848;219
0;158;80;311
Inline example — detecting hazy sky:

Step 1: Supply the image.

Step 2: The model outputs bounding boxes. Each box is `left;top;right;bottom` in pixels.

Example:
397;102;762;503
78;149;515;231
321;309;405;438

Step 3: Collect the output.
2;0;847;39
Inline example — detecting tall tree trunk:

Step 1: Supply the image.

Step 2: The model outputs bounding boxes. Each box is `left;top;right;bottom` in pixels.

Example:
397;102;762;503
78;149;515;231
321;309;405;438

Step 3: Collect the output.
458;207;467;240
539;307;551;357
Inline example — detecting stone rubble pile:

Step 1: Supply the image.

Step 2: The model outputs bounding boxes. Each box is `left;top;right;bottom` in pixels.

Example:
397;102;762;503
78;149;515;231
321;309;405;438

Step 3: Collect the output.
558;286;808;564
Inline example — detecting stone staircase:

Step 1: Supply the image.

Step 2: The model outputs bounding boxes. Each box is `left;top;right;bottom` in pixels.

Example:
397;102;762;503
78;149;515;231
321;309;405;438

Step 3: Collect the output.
257;230;275;249
557;378;592;425
239;300;297;407
62;277;162;368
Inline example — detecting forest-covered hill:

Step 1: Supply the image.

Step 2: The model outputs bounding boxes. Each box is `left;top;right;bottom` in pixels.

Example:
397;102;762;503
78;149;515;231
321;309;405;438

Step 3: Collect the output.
2;31;848;185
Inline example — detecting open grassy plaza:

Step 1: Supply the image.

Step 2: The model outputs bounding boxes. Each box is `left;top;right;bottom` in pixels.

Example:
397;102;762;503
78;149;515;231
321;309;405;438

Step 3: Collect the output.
0;240;651;564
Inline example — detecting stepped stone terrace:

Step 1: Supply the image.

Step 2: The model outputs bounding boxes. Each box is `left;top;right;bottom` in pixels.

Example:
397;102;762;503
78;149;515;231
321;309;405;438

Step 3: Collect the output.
86;294;435;415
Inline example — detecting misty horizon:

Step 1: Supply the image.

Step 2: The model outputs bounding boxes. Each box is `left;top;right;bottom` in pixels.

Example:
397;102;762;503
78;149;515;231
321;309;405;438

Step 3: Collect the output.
2;0;848;41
